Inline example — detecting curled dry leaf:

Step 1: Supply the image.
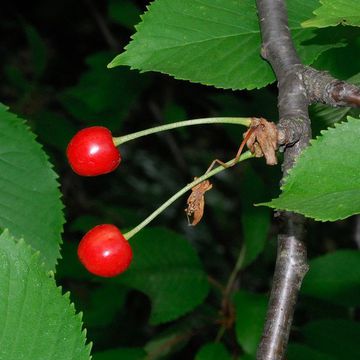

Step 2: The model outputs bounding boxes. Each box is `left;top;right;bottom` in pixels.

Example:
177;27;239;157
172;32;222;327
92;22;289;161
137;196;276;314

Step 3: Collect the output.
246;118;278;165
185;178;213;226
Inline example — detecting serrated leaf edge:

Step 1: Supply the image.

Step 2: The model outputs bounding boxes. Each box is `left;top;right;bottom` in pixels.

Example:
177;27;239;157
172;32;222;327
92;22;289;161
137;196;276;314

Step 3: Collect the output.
1;104;65;269
301;0;360;28
107;1;332;91
1;229;92;359
257;116;360;221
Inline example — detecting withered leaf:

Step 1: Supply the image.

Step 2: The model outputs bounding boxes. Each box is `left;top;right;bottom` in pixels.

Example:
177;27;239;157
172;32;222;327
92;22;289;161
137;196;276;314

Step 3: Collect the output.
246;118;278;165
185;178;213;226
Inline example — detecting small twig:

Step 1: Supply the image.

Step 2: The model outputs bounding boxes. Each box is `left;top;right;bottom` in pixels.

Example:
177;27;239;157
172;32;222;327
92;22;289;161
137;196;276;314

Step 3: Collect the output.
206;125;257;173
215;246;246;342
208;275;226;293
222;246;246;305
302;67;360;107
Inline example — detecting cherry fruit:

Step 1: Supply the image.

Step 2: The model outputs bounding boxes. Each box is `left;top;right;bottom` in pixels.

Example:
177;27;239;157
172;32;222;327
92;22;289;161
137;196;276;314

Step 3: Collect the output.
78;224;133;277
67;126;121;176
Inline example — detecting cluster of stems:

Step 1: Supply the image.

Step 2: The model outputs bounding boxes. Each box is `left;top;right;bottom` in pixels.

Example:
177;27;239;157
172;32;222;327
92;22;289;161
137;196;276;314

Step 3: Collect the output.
112;116;254;239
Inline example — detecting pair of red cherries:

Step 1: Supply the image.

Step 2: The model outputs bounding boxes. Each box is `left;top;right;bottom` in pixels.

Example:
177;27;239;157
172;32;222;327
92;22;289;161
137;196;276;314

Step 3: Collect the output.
67;126;132;277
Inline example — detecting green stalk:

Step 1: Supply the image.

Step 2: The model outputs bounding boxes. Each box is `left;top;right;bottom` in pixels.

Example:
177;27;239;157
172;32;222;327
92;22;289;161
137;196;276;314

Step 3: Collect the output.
215;246;246;342
113;117;252;146
124;151;254;240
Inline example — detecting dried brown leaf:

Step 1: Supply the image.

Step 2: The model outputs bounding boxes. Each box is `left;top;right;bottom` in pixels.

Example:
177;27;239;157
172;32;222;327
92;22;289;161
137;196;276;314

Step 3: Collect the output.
246;118;278;165
185;178;213;226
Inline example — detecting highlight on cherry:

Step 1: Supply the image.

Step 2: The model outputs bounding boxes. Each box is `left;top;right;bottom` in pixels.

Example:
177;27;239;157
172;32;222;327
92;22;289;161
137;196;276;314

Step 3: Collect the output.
66;126;121;176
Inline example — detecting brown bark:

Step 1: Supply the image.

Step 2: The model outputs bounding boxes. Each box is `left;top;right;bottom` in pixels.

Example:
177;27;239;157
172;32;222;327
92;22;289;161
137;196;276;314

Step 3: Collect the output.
255;0;360;359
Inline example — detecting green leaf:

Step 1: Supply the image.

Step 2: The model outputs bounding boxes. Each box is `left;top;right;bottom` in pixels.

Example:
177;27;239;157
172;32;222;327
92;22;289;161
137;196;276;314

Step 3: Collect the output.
0;104;64;270
302;0;360;28
116;227;209;325
260;116;360;221
195;343;232;360
287;344;336;360
302;319;360;359
240;356;255;360
235;291;267;355
145;304;217;358
311;28;360;80
61;52;150;132
302;250;360;306
0;230;90;360
93;347;145;360
80;284;128;328
241;166;271;267
311;104;352;132
109;0;341;90
32;111;77;152
145;327;189;358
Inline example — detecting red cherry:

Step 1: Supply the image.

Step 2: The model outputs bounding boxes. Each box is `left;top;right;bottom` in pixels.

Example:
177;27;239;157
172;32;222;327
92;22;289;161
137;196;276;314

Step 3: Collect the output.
78;224;133;277
66;126;121;176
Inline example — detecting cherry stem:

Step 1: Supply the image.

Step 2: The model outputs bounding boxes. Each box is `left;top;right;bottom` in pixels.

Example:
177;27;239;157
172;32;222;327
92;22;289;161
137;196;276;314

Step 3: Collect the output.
124;151;254;240
113;117;253;146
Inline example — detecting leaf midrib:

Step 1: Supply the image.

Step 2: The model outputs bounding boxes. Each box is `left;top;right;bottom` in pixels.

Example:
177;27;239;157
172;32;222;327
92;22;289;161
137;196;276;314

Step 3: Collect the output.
125;26;307;55
277;188;360;202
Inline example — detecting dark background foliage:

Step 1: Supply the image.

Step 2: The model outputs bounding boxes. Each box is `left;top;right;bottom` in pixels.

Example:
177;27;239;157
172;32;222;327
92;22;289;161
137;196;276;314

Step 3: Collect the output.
1;1;359;359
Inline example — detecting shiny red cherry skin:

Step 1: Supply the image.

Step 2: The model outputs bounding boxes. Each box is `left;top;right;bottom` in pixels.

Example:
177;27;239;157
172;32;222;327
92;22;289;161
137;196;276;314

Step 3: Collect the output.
67;126;121;176
78;224;133;277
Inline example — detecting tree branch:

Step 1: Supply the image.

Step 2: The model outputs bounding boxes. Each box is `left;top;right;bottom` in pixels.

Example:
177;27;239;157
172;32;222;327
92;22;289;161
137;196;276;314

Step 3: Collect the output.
301;67;360;107
255;1;310;359
256;1;360;359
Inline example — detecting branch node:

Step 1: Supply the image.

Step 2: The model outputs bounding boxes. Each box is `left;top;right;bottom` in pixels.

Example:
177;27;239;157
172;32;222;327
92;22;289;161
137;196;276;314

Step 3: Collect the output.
277;117;308;146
